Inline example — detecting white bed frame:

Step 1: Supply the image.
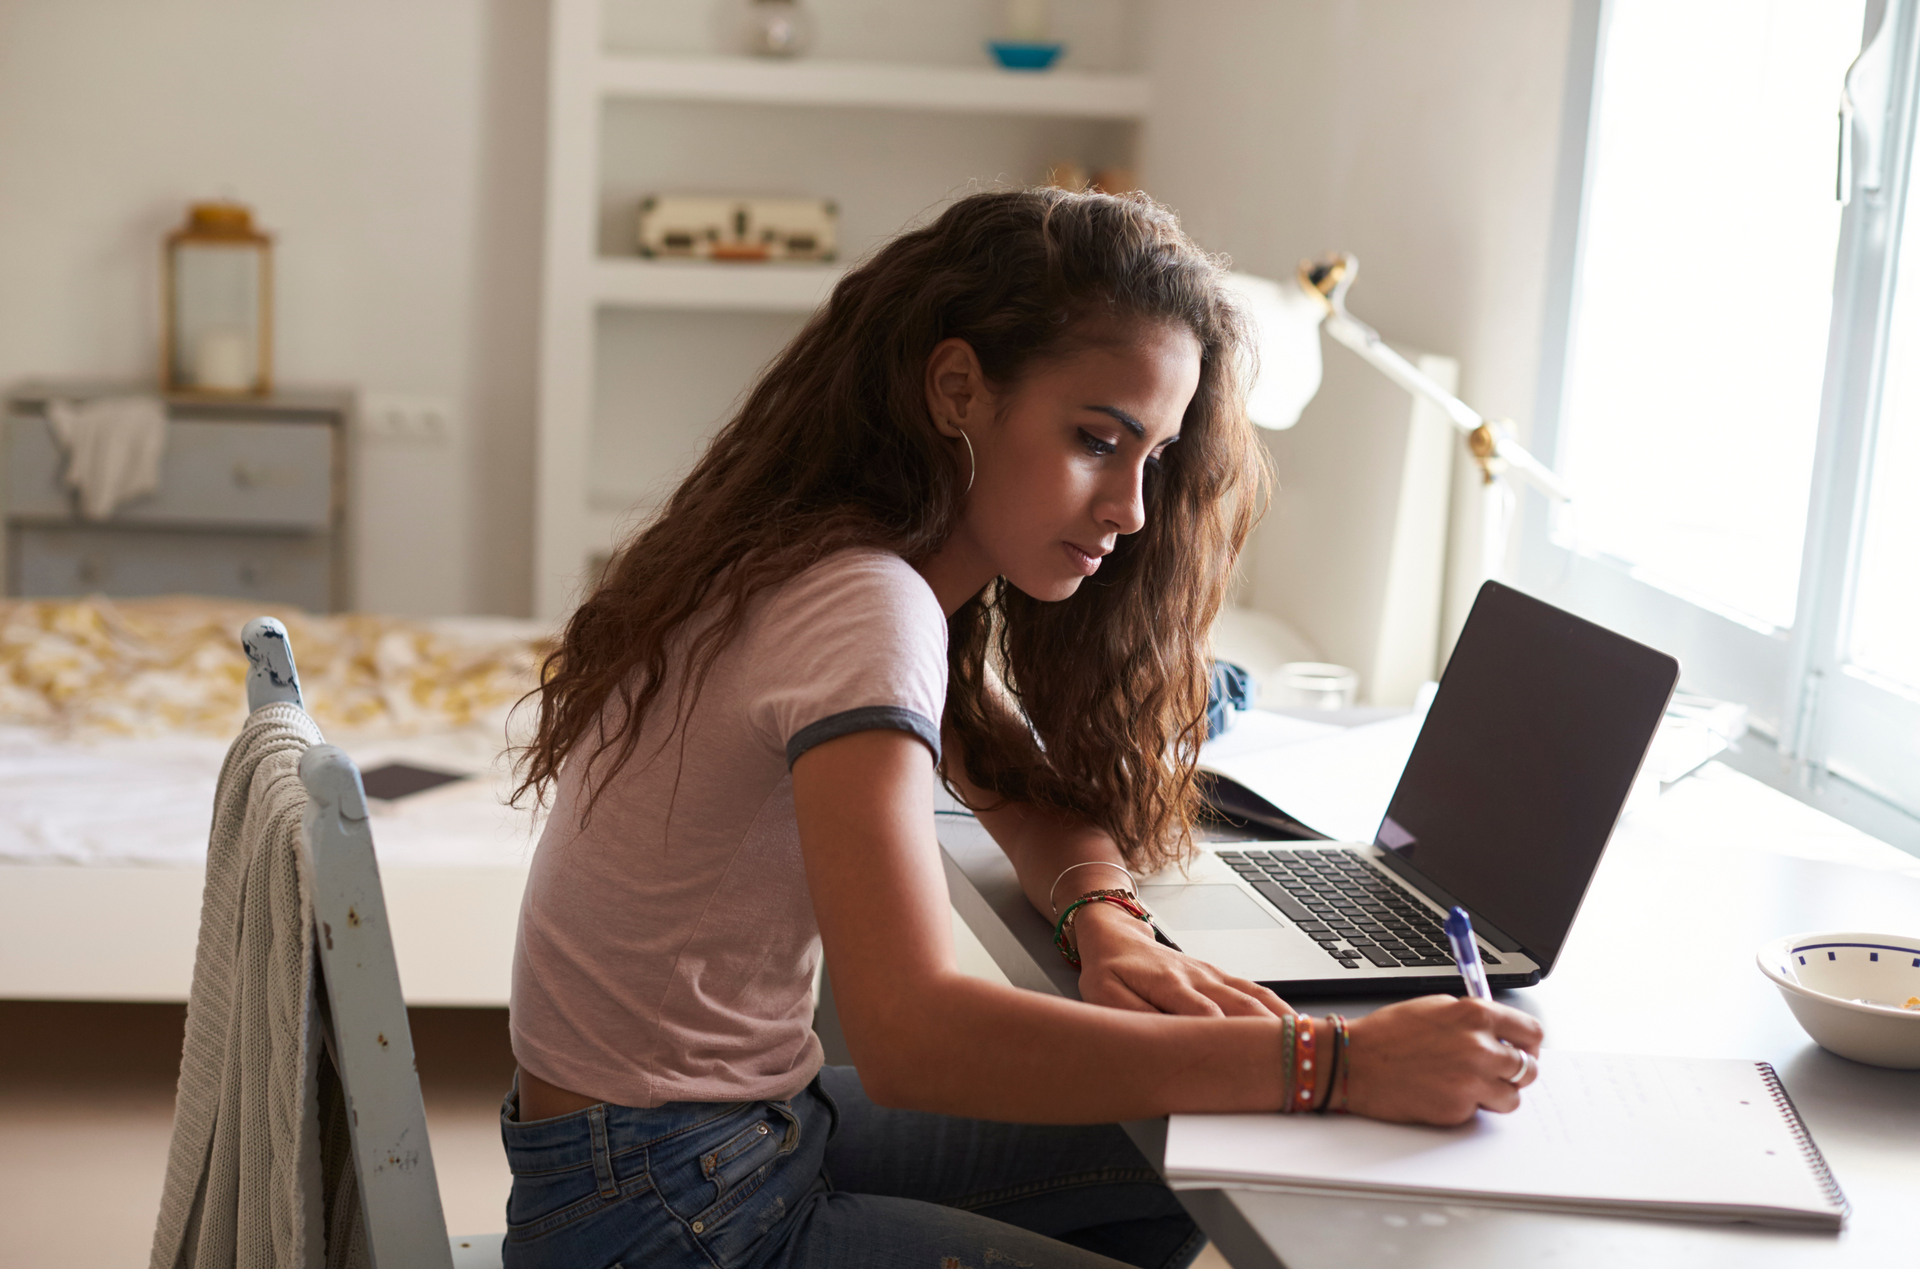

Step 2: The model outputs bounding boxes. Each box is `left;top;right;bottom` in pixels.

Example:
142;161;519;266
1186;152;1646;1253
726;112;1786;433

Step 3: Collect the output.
0;861;526;1006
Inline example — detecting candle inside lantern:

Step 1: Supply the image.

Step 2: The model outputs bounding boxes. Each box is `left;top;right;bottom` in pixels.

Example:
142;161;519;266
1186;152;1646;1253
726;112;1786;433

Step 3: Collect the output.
163;200;273;395
194;327;252;392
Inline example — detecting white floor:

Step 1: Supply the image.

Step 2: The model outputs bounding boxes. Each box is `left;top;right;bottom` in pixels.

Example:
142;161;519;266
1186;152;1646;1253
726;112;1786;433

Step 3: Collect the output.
0;1001;516;1266
1;994;1229;1269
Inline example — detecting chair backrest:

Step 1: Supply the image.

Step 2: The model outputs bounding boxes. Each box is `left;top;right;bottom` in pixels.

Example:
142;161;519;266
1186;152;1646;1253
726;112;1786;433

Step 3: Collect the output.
245;617;456;1269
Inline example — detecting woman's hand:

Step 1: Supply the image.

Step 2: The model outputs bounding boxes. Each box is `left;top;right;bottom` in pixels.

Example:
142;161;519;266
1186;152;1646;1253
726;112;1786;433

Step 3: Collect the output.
1071;900;1292;1018
1344;994;1543;1125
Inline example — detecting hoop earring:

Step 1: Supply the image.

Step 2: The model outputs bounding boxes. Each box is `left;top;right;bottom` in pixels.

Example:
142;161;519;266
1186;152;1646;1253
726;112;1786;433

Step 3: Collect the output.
957;429;976;496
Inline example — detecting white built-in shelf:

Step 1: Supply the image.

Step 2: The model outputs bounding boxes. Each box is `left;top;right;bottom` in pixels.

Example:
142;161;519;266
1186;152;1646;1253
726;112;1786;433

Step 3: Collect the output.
593;258;846;312
597;53;1150;120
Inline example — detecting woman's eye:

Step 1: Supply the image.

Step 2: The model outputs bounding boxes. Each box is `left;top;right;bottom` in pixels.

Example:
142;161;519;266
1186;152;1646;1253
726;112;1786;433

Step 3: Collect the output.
1077;429;1118;457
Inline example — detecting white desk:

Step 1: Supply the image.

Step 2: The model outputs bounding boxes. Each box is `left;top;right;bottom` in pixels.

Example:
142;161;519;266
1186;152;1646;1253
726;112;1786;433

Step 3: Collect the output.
936;763;1920;1267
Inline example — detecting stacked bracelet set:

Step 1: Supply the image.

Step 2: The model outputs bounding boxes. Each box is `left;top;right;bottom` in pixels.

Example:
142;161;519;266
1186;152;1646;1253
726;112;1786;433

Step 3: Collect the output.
1049;861;1157;969
1052;888;1150;968
1280;1013;1351;1114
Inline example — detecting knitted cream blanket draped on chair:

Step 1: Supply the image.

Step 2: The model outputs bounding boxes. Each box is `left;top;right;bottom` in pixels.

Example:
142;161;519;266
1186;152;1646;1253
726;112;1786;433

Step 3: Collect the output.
150;702;368;1269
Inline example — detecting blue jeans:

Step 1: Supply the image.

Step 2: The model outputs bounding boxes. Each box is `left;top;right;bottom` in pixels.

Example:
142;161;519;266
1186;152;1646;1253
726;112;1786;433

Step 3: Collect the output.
499;1065;1205;1269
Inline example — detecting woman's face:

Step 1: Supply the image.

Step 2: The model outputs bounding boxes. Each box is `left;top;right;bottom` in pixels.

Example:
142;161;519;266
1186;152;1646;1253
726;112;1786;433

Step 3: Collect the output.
922;321;1201;610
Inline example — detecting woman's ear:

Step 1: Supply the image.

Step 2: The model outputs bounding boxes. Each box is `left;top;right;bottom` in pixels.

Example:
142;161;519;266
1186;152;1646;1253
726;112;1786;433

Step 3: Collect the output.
925;337;991;439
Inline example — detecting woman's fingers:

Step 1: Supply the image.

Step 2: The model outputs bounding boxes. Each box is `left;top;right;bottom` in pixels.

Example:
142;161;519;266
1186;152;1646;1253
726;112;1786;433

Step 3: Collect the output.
1502;1044;1539;1087
1166;967;1290;1019
1229;976;1294;1018
1478;1075;1523;1115
1343;994;1549;1124
1110;965;1226;1016
1473;1026;1540;1114
1488;1004;1545;1055
1199;981;1277;1018
1082;975;1160;1013
1084;940;1292;1018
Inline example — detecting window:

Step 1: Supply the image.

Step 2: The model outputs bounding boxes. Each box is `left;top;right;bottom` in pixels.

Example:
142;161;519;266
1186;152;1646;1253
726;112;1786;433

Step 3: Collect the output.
1519;0;1920;826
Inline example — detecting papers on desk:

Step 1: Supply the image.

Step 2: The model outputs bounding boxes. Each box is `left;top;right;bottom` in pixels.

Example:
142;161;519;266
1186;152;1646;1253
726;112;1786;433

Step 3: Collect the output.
1200;710;1422;843
1201;690;1748;842
1164;1051;1847;1230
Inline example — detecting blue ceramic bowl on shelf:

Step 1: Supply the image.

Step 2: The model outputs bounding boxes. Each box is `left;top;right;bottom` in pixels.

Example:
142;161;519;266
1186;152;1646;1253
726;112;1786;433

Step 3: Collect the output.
988;40;1064;71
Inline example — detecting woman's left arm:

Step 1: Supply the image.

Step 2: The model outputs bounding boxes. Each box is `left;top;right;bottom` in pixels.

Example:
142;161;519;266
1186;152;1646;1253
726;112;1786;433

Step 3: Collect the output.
944;737;1291;1019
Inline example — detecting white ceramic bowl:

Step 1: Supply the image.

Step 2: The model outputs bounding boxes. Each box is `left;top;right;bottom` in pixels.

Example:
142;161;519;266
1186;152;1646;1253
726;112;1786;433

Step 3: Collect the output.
1757;931;1920;1069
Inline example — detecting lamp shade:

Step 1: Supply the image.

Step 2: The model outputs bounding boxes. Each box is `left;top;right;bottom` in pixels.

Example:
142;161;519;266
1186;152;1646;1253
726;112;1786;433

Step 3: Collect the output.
1223;271;1324;429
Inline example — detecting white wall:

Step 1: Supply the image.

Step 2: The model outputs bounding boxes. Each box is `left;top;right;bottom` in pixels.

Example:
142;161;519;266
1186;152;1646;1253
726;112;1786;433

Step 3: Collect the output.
0;0;1576;627
1141;0;1576;663
0;0;546;617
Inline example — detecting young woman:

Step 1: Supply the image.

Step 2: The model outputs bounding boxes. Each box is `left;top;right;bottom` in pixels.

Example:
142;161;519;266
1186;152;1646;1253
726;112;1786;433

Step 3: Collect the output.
504;188;1544;1269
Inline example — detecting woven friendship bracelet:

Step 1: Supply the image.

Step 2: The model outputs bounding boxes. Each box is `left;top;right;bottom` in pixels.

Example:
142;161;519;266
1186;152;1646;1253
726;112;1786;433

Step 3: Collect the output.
1322;1014;1352;1114
1052;891;1151;968
1279;1014;1298;1112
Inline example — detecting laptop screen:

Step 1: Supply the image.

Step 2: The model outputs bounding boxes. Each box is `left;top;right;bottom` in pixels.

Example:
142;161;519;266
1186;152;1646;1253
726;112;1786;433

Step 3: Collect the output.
1374;582;1678;973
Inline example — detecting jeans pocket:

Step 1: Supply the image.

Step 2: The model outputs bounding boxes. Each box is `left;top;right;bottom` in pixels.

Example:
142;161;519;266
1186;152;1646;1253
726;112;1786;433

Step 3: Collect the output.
506;1167;599;1238
690;1100;801;1231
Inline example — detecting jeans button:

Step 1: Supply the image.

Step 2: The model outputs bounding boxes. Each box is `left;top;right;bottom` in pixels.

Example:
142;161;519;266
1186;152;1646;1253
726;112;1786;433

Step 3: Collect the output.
692;1220;705;1234
757;1123;769;1135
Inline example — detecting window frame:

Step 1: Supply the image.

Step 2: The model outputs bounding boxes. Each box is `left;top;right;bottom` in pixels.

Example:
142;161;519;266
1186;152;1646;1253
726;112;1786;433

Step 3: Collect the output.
1515;0;1920;826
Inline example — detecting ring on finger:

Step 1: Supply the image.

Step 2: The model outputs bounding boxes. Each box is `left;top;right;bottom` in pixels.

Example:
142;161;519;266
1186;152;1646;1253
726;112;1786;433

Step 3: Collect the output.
1505;1046;1534;1085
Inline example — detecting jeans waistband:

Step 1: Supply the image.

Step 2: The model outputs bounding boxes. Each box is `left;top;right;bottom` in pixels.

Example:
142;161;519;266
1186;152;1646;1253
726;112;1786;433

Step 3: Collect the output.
500;1080;813;1177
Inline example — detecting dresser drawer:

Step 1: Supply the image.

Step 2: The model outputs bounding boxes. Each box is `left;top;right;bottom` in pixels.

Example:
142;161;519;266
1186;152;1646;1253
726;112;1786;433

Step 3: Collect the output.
9;525;333;609
6;415;335;530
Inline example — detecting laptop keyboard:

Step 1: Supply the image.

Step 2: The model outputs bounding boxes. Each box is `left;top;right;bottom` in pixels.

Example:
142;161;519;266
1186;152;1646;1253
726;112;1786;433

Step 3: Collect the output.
1215;846;1501;972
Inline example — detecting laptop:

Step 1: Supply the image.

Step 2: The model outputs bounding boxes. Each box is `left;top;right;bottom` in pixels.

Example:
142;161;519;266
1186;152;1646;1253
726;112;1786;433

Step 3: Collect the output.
1145;581;1679;995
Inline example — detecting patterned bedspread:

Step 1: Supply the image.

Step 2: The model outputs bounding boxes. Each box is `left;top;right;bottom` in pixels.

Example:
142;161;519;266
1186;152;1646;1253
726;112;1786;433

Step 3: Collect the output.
0;596;553;867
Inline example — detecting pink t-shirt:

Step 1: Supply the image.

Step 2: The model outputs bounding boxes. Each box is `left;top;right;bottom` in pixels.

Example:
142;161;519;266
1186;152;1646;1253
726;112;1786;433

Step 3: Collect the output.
510;548;948;1107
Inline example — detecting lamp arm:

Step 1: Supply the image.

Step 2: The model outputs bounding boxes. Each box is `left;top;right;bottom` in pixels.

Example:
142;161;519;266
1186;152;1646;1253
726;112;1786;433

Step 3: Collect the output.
1322;312;1480;431
1321;311;1571;503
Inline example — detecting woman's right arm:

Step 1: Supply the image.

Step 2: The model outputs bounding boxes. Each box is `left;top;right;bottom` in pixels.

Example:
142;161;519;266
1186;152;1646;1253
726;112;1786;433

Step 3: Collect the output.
793;727;1542;1125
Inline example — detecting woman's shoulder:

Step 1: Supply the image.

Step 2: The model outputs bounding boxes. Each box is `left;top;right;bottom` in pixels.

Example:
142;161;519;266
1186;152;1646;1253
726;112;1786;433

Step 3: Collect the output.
770;547;944;632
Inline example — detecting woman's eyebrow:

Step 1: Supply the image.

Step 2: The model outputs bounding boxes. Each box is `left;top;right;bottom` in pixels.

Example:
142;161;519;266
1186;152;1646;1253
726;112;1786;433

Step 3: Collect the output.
1086;405;1145;438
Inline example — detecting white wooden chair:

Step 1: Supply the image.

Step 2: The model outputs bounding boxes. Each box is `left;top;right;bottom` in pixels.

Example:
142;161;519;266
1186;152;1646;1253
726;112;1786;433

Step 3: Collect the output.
242;617;506;1269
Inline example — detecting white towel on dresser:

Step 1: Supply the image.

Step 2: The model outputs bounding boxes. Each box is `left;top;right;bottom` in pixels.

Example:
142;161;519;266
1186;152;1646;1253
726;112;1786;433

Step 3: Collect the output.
149;703;368;1269
46;394;168;520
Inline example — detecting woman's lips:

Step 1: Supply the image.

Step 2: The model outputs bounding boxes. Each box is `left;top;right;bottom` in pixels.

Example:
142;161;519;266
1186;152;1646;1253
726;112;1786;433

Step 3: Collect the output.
1064;541;1106;576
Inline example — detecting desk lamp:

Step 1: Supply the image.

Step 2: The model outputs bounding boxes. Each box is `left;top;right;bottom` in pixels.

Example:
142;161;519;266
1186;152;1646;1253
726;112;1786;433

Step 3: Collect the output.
1227;252;1571;501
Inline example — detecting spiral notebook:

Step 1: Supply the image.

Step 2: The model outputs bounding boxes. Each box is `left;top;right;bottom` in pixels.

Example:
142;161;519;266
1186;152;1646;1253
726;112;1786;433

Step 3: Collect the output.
1164;1051;1847;1230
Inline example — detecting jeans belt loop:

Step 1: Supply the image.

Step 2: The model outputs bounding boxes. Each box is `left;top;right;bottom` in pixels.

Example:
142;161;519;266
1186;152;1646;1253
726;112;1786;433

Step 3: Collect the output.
588;1104;619;1198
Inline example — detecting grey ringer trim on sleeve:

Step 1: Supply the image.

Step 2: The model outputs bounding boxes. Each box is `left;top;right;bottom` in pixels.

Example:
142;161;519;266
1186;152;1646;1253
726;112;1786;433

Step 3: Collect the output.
786;706;942;769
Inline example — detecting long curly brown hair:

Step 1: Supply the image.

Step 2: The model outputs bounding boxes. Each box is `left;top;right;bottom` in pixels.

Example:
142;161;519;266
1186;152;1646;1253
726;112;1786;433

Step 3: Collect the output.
513;187;1268;871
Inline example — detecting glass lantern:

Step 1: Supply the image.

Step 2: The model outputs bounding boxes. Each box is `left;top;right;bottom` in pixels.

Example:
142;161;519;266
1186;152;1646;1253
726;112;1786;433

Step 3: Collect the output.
163;201;273;395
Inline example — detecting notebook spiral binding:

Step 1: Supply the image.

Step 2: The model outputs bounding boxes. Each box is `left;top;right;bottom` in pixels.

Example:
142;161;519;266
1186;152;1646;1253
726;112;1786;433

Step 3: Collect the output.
1758;1061;1850;1217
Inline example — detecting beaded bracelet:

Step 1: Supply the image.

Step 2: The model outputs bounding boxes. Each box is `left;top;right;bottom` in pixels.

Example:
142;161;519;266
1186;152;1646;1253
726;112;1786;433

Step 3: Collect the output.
1321;1014;1352;1114
1290;1014;1319;1112
1052;891;1151;967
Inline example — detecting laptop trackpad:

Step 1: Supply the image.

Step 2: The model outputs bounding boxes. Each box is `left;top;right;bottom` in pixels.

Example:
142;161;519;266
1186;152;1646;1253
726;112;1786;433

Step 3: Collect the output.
1139;884;1282;931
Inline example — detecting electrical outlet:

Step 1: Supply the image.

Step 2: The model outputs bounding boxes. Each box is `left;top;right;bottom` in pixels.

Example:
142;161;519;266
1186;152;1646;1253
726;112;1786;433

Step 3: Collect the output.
360;393;456;443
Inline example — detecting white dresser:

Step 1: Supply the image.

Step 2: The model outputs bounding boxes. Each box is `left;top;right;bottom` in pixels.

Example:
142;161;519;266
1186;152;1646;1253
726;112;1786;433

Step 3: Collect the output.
3;383;352;611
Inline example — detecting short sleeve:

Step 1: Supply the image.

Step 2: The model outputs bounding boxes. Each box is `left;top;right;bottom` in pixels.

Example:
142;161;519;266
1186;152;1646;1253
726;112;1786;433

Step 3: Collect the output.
743;550;949;769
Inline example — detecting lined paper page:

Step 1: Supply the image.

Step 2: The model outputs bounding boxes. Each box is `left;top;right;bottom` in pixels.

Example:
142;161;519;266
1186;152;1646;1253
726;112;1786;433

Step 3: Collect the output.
1165;1052;1842;1225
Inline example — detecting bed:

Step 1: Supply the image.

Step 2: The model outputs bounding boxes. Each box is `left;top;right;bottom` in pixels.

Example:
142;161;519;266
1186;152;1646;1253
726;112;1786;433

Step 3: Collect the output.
0;596;549;1006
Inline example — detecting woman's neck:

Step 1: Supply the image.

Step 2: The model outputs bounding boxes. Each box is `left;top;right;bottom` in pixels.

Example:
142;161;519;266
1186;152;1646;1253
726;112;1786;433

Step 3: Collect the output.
915;532;997;617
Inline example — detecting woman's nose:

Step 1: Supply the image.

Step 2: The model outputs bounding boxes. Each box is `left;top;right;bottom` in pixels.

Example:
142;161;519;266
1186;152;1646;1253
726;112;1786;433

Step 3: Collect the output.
1099;463;1148;535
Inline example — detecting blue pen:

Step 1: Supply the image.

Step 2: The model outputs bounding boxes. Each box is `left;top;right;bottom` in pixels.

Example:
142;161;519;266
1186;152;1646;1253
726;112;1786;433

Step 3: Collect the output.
1445;906;1493;999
